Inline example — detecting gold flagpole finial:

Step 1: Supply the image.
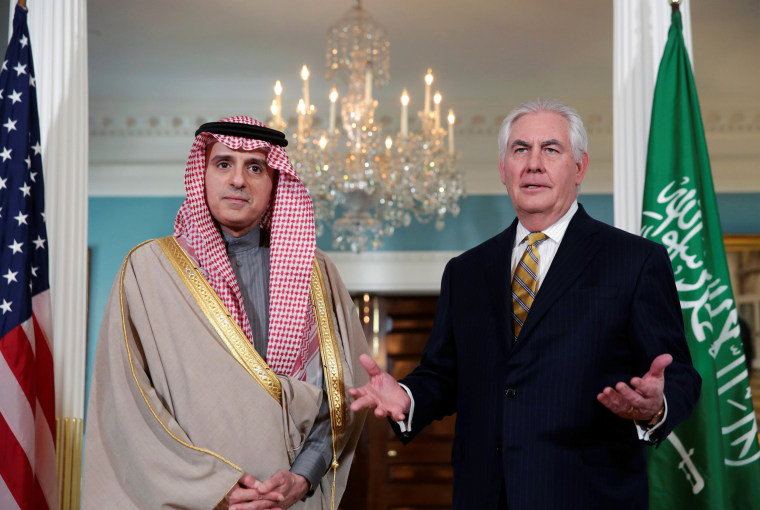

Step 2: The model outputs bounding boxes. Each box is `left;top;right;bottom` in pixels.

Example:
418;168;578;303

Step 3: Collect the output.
670;0;681;13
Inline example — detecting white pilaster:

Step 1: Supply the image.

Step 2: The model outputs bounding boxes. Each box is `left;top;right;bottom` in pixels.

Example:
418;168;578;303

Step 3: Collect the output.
612;0;692;234
22;0;89;419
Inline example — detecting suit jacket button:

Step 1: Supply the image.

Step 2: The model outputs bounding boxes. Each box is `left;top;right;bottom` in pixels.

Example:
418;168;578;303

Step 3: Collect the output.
496;445;503;454
505;388;517;398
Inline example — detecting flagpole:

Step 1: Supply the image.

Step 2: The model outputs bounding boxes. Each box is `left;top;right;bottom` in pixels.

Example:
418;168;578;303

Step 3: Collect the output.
17;0;26;8
19;0;89;507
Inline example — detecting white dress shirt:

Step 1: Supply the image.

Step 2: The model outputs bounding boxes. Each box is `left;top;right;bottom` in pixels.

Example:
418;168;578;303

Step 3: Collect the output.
510;201;577;288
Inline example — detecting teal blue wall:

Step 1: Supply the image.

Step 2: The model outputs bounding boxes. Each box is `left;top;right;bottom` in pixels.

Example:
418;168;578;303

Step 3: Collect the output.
86;197;184;416
86;192;760;410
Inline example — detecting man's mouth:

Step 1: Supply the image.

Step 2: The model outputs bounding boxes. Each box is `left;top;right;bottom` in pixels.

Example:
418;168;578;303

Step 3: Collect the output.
224;195;249;203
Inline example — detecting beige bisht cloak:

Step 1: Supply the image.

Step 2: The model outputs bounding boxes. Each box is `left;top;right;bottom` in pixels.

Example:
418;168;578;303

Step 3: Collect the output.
82;239;369;509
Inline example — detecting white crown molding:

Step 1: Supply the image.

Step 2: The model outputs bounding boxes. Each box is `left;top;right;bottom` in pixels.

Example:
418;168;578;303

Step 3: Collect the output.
324;250;460;293
89;108;760;196
89;108;760;139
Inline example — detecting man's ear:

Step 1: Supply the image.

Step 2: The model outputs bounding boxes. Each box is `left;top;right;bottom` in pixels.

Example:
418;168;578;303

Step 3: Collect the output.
575;152;589;186
498;156;507;186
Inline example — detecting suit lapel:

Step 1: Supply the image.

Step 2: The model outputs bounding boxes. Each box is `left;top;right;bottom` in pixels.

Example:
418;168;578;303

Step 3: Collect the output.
484;221;517;348
515;205;601;343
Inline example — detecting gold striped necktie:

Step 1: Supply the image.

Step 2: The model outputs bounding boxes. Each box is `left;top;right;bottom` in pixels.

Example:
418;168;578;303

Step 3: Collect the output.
512;232;548;342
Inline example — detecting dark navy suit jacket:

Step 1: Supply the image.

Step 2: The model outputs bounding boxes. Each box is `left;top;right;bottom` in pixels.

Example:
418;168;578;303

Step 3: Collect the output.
399;205;701;510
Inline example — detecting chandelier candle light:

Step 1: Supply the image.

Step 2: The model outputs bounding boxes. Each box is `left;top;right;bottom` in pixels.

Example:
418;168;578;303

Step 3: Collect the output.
269;0;464;253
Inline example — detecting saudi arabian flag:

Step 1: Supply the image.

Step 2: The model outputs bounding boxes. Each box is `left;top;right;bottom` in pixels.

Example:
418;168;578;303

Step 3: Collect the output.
641;8;760;510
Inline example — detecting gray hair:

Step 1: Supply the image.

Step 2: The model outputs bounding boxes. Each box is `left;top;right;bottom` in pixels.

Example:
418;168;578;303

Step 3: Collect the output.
497;99;588;164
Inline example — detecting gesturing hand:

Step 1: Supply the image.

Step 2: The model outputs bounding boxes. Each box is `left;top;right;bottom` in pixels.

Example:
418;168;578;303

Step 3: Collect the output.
597;353;672;421
348;354;411;422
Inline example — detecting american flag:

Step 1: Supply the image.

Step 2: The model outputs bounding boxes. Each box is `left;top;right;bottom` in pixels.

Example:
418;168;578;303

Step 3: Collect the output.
0;5;56;510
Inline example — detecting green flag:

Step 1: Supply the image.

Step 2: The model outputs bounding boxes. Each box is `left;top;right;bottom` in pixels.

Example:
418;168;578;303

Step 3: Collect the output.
641;9;760;510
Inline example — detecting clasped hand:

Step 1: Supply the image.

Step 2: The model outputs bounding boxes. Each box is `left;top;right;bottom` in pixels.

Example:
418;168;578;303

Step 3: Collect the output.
597;353;671;422
216;470;309;510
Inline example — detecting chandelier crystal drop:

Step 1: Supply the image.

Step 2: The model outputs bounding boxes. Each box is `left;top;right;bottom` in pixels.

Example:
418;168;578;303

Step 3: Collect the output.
269;0;464;253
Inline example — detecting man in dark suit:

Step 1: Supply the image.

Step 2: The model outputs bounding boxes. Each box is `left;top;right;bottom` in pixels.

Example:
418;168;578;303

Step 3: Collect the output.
349;99;701;509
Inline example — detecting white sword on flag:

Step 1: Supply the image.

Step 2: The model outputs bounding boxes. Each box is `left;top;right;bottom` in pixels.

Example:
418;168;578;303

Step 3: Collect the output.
668;432;705;494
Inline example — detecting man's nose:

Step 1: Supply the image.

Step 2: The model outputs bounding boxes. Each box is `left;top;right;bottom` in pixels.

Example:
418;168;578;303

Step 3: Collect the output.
527;149;543;172
229;165;246;188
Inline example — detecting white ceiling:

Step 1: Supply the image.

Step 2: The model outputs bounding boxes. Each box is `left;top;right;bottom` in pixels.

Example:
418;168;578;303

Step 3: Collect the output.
87;0;759;107
86;0;760;195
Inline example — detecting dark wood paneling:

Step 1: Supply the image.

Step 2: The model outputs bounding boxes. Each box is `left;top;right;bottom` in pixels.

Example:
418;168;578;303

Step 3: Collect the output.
343;295;454;510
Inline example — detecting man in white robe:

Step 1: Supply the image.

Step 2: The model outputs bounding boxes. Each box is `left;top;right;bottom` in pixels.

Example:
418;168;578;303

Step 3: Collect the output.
83;117;368;509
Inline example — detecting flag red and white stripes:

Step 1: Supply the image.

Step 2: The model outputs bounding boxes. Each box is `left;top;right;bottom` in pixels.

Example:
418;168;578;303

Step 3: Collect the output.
0;4;57;509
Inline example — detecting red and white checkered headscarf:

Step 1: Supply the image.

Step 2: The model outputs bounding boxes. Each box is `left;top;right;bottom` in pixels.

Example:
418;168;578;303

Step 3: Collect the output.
174;116;316;376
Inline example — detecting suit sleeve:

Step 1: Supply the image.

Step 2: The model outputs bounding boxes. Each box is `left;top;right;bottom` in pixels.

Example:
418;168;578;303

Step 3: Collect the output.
396;260;460;442
628;243;701;443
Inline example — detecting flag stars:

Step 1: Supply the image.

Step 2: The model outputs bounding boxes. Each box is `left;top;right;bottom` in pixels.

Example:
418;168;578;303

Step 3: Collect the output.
14;211;28;225
3;269;18;284
8;240;23;254
0;12;54;342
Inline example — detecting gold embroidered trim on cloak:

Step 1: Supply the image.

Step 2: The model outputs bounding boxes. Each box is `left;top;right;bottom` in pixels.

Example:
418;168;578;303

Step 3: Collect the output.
156;236;282;404
310;259;346;436
309;258;347;509
120;240;241;470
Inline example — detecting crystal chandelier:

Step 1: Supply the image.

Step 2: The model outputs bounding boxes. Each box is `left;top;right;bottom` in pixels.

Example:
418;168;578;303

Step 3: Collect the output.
268;0;464;253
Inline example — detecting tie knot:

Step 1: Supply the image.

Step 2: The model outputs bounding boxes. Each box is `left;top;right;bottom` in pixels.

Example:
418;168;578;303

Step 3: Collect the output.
525;232;548;247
